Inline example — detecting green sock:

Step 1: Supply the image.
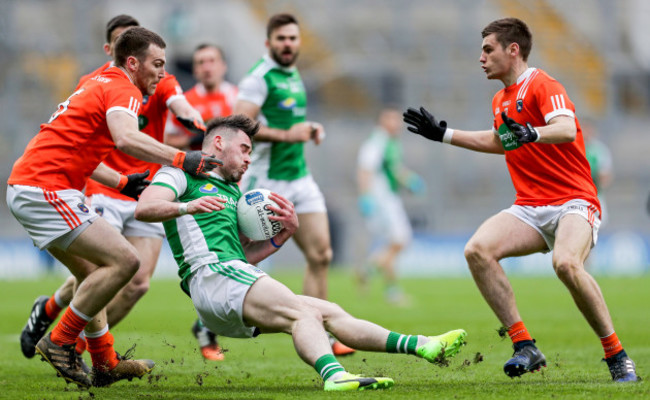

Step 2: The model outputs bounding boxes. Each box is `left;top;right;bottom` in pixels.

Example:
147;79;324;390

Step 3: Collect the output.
386;332;418;355
314;354;346;381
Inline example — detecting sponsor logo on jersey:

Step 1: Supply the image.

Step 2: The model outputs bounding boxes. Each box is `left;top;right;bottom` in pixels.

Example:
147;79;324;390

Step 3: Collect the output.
502;100;511;107
92;76;111;83
94;207;104;216
199;184;219;194
516;99;523;112
245;191;264;205
77;203;89;213
138;115;149;130
278;98;297;110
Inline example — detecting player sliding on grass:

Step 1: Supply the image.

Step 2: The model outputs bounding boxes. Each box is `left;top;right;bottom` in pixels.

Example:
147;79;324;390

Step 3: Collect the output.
135;114;467;391
404;17;637;382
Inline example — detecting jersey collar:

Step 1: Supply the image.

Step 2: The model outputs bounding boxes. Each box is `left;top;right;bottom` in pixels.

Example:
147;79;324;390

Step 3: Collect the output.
516;67;537;85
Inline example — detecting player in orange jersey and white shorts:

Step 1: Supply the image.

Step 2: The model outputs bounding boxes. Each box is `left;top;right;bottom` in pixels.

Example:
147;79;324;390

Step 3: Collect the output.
7;26;220;388
403;17;636;382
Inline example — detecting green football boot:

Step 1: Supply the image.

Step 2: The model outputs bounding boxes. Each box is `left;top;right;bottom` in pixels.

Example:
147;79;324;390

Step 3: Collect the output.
324;373;394;391
416;329;467;363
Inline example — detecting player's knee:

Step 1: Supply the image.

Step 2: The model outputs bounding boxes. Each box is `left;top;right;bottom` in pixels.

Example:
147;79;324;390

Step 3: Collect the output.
295;303;324;325
464;240;489;267
123;277;150;303
306;246;332;269
553;255;583;283
114;250;141;283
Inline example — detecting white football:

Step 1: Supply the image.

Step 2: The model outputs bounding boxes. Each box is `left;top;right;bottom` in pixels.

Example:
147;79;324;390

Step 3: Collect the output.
237;189;283;240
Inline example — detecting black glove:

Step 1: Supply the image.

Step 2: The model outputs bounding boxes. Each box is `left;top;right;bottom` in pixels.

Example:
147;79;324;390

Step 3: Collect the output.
120;170;151;200
173;151;223;178
176;116;206;135
403;107;448;142
501;112;539;144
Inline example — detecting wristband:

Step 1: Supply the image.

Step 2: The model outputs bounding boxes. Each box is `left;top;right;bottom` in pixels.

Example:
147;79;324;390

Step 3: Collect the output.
172;151;186;169
532;127;541;142
178;203;188;216
116;175;128;191
442;128;454;144
270;238;282;248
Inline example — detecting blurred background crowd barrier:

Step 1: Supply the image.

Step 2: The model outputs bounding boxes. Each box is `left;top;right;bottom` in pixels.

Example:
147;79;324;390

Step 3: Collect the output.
1;0;650;278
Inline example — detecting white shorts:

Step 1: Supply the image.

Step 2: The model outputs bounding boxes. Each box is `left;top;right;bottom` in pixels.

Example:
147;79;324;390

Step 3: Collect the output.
189;260;267;338
503;199;601;252
241;174;326;214
365;191;412;245
6;185;98;250
89;194;164;238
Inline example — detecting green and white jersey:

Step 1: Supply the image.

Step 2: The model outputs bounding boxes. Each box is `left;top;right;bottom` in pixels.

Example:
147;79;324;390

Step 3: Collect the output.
151;166;244;289
237;54;308;181
358;128;402;193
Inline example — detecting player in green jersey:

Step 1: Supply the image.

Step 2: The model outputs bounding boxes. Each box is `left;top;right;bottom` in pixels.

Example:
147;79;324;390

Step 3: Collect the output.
357;107;424;305
234;13;353;356
134;114;467;391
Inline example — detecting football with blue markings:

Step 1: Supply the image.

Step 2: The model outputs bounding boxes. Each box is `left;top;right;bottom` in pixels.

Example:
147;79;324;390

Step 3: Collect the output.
237;189;283;240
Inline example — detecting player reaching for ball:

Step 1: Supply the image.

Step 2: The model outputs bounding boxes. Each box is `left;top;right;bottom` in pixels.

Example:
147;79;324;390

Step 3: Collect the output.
134;114;467;392
403;17;636;382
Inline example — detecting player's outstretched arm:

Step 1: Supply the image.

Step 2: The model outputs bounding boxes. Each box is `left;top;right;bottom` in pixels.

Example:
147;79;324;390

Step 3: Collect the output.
134;185;226;222
242;192;298;265
90;164;151;199
404;106;503;154
107;110;222;177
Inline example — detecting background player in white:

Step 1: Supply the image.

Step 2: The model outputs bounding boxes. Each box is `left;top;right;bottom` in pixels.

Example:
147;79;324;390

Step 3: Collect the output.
357;106;424;305
233;13;353;356
134;114;467;392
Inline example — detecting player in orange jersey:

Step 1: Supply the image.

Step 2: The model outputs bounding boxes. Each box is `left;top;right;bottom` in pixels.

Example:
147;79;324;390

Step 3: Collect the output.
7;26;220;388
403;17;636;382
18;15;208;368
166;43;238;151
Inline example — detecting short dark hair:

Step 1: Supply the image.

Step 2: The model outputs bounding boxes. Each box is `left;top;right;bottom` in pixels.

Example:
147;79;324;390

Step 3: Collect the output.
114;27;166;67
105;14;139;43
205;114;260;141
481;17;533;62
266;13;298;38
194;43;226;61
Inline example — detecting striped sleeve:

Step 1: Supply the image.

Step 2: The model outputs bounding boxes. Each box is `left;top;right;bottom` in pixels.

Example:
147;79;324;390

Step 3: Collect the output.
151;166;188;199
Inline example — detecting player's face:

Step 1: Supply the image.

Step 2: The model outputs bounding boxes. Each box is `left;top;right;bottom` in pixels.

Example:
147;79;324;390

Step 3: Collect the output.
267;23;301;67
380;109;403;136
480;33;512;81
193;47;227;91
220;131;252;183
133;44;166;96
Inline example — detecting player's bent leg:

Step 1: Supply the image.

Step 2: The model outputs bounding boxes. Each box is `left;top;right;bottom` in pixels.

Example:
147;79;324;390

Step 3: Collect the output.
553;214;614;336
60;218;140;318
106;236;163;327
243;276;331;364
298;296;466;362
464;212;546;327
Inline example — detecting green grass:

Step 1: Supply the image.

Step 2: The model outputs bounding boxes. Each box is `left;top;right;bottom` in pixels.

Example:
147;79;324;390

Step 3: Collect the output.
0;269;648;399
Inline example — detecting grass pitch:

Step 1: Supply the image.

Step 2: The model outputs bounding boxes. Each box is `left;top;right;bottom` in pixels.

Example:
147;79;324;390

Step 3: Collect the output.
0;269;648;399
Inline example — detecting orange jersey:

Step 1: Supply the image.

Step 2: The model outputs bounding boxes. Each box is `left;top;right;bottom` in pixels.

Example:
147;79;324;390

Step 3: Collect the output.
492;68;600;214
168;81;237;149
81;63;185;201
9;67;142;191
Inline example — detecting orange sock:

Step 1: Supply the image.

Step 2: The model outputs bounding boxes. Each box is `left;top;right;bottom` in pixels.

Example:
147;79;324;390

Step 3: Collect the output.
600;332;623;359
45;295;63;321
508;321;533;344
86;331;119;372
75;336;87;355
50;308;89;346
